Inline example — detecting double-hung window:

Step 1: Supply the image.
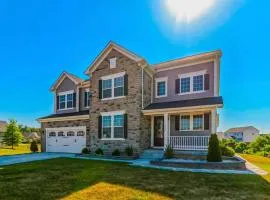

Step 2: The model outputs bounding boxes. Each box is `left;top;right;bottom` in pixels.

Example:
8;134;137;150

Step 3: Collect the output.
178;71;207;94
102;111;125;139
180;115;190;130
179;114;204;131
155;77;168;98
84;89;90;107
58;91;74;110
101;72;125;99
193;115;203;130
193;75;203;91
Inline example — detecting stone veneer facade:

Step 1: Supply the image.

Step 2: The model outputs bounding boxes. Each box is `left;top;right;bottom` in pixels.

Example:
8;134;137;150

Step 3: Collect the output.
89;49;152;154
40;119;90;152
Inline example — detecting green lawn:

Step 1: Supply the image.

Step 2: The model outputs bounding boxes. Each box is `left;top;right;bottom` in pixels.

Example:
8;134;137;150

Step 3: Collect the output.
240;154;270;183
0;158;269;200
0;144;40;156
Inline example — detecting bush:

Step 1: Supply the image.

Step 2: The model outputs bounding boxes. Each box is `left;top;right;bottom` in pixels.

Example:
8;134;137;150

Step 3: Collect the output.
30;140;38;153
220;143;235;157
81;147;90;154
112;149;120;156
207;134;222;162
95;148;104;155
125;146;134;156
235;142;248;153
164;145;174;159
220;138;237;149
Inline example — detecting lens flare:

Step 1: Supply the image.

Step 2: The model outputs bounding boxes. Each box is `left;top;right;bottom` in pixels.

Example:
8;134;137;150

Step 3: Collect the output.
166;0;215;23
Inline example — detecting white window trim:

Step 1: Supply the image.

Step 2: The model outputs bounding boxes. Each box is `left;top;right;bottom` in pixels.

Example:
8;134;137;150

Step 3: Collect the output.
101;72;126;100
179;113;204;131
110;57;117;69
58;90;74;111
155;77;168;98
178;70;206;95
101;110;126;140
84;89;90;108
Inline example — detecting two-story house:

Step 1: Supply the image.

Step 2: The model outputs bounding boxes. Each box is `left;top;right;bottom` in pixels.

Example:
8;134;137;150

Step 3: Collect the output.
38;41;223;154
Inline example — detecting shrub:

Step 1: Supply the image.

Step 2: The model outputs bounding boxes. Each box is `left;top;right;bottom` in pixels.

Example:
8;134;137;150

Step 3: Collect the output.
235;142;248;153
220;138;237;149
81;147;89;154
125;146;134;156
112;149;120;156
220;143;235;157
207;134;222;162
95;148;104;155
164;145;174;159
30;140;38;153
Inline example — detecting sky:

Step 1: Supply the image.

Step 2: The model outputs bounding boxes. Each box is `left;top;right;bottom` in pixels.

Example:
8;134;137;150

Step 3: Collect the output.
0;0;270;133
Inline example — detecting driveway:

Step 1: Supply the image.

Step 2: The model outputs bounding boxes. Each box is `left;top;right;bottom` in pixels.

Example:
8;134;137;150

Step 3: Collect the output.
0;153;76;166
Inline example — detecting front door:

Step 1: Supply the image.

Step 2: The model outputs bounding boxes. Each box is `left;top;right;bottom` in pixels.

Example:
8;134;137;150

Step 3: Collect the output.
154;116;164;147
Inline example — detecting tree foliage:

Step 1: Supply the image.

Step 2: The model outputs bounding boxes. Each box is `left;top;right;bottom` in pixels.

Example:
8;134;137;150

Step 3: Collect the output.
2;120;23;147
221;135;270;157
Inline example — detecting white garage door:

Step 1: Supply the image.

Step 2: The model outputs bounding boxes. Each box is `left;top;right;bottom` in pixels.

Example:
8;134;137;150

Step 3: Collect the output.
46;126;86;153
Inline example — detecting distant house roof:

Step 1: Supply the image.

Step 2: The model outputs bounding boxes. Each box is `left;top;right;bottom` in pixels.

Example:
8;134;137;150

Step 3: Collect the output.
225;126;259;133
143;97;223;111
0;120;7;133
23;132;40;140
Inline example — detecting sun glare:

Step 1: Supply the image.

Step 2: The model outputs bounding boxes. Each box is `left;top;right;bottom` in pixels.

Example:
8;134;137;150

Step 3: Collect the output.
166;0;215;23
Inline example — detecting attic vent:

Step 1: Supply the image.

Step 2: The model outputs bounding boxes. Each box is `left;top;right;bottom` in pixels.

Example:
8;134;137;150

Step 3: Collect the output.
110;57;117;69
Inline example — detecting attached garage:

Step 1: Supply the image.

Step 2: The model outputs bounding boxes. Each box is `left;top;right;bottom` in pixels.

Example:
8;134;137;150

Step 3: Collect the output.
45;126;86;153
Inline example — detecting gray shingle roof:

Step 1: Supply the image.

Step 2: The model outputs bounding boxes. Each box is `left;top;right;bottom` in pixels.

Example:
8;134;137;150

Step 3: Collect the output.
143;97;223;110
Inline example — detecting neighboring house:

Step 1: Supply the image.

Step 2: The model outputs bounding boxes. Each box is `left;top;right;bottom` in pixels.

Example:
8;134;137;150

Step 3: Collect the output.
38;41;223;154
0;120;8;146
224;126;259;142
216;132;224;140
23;132;41;142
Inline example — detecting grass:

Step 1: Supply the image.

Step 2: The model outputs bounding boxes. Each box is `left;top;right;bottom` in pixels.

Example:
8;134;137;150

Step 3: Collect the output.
0;144;40;156
0;158;269;200
240;154;270;183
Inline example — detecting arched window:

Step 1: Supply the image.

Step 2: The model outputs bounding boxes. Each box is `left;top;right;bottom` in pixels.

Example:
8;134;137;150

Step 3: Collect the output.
77;131;85;136
67;131;75;136
49;132;56;137
58;131;65;137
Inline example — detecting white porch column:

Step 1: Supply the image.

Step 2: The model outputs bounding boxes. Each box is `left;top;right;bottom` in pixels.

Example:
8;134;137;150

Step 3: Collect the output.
211;108;217;134
151;116;154;147
164;113;169;150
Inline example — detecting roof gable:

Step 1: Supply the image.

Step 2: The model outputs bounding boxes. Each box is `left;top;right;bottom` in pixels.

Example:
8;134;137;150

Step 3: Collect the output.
84;41;145;75
225;126;259;133
50;71;83;91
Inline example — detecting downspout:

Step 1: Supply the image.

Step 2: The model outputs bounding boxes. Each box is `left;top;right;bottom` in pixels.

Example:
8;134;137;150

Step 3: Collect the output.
141;67;144;109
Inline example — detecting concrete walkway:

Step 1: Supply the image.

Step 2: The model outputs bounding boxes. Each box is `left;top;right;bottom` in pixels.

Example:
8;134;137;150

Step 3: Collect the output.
237;155;269;176
0;153;76;166
0;153;254;175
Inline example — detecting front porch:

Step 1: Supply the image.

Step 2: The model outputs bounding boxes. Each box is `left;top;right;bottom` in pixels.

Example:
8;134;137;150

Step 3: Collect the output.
144;106;219;151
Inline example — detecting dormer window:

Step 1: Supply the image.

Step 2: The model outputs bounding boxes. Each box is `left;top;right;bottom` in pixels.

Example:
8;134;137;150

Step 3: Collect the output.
110;57;117;69
57;90;75;110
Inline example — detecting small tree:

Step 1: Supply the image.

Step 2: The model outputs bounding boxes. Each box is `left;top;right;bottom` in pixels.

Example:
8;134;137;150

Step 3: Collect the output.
2;120;23;148
30;140;39;153
207;134;222;162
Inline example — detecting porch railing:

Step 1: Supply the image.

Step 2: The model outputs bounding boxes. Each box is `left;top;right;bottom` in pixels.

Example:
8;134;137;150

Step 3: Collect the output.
166;136;210;151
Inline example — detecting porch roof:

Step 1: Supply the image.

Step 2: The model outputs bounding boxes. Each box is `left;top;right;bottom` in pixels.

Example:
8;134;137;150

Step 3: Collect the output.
143;97;223;111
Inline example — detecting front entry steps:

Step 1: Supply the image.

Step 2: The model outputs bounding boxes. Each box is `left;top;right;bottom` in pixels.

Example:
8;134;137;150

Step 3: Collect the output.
139;149;164;160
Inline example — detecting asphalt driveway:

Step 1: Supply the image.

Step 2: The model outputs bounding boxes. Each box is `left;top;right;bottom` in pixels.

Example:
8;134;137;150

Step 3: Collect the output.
0;153;76;166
